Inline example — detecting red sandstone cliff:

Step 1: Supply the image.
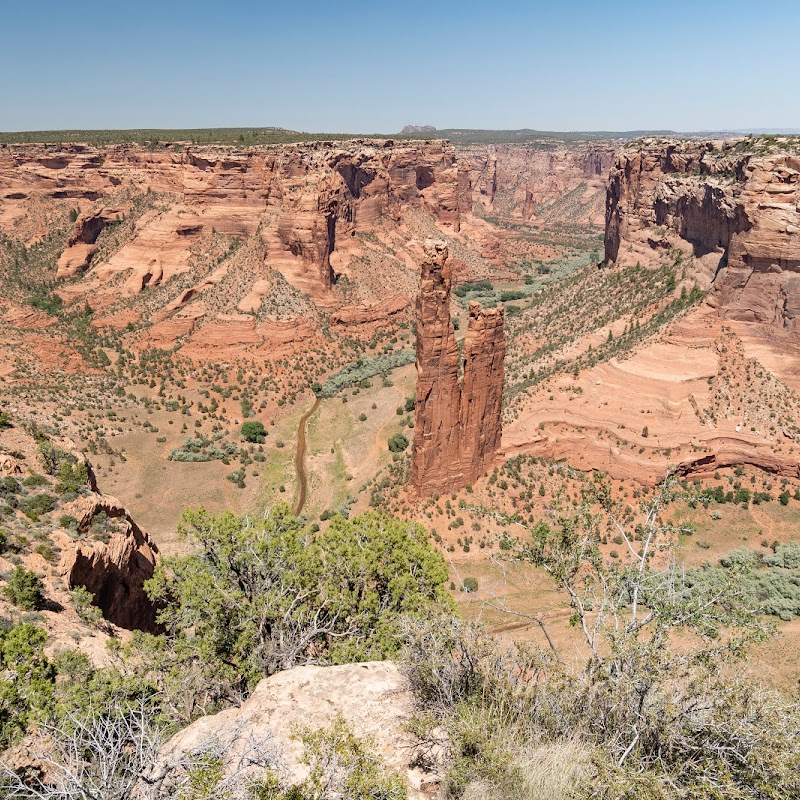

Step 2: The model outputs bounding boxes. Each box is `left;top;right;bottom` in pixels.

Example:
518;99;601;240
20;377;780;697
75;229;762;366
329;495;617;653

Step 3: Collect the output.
0;139;460;300
411;241;505;496
605;138;800;330
459;142;615;225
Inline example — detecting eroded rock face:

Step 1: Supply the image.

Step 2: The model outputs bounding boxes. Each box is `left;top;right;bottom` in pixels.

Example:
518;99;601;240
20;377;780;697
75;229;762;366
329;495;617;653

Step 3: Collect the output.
605;139;800;329
56;207;126;278
161;661;438;799
59;494;160;632
460;142;615;225
411;241;505;496
1;139;460;300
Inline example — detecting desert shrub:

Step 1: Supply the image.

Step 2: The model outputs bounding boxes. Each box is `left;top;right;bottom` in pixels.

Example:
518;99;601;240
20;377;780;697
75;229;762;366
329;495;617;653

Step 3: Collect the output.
26;292;62;316
24;424;74;476
294;714;406;800
765;542;800;569
19;493;57;520
0;623;55;747
400;474;800;799
455;280;493;298
227;468;246;488
241;421;267;444
4;567;44;610
55;460;88;492
388;433;409;453
168;437;235;462
145;505;452;699
22;474;48;489
71;586;103;627
461;577;478;593
688;543;800;620
319;351;415;398
34;543;57;563
58;514;78;532
0;478;20;500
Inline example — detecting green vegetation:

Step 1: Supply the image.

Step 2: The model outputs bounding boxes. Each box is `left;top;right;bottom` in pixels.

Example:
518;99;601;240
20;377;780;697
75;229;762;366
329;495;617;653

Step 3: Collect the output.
688;543;800;620
0;127;382;146
454;280;493;298
387;433;409;453
412;128;675;145
402;474;800;799
3;568;44;610
0;624;55;748
241;420;267;443
293;715;406;800
505;261;705;407
26;292;62;316
144;505;452;700
168;436;238;462
317;350;415;398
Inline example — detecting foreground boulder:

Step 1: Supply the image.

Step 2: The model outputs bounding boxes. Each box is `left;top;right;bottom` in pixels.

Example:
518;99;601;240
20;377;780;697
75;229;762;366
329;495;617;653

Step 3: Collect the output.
161;661;438;799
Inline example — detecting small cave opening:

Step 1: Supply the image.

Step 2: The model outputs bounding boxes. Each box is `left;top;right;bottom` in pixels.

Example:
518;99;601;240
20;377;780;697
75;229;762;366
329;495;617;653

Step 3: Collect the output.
416;166;435;190
337;163;374;198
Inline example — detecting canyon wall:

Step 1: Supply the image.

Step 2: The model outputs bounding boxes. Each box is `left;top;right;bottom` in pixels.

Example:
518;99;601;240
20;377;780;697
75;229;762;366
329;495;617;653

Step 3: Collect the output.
459;142;616;225
605;139;800;329
0;139;460;299
411;241;505;496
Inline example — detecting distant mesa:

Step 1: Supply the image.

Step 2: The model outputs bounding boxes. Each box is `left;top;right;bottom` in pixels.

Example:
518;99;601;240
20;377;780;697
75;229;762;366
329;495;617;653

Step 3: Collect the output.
401;124;437;135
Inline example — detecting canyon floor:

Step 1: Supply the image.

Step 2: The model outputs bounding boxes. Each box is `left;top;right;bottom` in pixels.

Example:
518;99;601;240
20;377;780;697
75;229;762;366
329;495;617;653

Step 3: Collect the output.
0;132;798;693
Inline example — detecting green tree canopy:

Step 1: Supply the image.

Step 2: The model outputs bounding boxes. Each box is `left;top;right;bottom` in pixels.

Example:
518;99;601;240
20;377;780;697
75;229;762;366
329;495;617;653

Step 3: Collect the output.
241;420;266;443
145;504;452;702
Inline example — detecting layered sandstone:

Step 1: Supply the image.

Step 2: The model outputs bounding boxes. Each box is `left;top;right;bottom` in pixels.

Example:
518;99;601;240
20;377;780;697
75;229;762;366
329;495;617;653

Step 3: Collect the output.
459;142;615;225
57;207;125;278
411;241;505;496
605;138;800;329
0;138;460;302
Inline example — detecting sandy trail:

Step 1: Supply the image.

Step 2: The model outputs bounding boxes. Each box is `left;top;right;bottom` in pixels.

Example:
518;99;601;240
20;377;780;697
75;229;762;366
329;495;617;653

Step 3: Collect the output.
293;397;321;515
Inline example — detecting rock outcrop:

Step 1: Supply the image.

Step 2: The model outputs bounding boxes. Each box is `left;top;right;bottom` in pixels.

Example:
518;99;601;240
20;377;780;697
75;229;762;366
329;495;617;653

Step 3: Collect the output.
411;241;505;496
56;207;125;278
59;493;160;632
161;661;438;799
605;138;800;329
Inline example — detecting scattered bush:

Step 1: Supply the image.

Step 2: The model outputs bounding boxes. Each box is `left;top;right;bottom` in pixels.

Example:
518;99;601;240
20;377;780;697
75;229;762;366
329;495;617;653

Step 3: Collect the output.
241;421;266;444
4;567;44;610
388;433;409;453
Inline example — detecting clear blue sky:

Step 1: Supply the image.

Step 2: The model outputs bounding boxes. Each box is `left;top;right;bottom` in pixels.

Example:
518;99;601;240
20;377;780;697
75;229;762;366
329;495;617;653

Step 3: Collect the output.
2;0;798;133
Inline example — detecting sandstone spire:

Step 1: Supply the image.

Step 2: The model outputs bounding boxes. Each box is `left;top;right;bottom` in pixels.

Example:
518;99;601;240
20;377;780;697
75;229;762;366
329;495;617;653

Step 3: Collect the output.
410;240;505;496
